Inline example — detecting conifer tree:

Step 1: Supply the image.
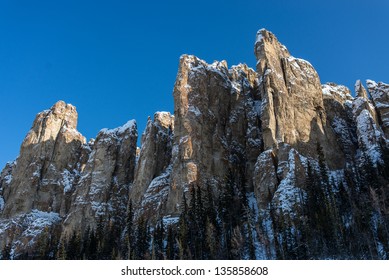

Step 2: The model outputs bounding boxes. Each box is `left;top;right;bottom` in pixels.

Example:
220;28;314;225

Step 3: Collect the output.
178;193;189;259
126;199;135;259
88;229;98;260
135;216;149;260
205;217;219;259
66;231;81;260
166;225;177;260
56;238;67;260
1;243;12;260
153;217;165;260
246;221;256;260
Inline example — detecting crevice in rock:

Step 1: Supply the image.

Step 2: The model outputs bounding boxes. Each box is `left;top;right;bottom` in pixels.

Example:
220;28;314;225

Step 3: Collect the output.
280;58;289;94
270;150;280;186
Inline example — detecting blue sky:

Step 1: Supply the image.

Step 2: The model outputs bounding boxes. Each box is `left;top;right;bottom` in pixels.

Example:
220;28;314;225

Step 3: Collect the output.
0;0;388;168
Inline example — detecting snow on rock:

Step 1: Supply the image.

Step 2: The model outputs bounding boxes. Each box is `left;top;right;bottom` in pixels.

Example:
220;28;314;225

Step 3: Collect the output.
137;165;172;220
355;109;383;165
0;210;62;257
99;120;137;138
59;115;137;237
131;111;173;217
162;215;179;226
255;28;266;44
366;79;389;138
331;116;357;158
4;174;12;185
61;169;76;193
23;210;62;234
272;148;305;216
0;197;4;212
355;80;368;99
188;105;202;117
322;83;353;103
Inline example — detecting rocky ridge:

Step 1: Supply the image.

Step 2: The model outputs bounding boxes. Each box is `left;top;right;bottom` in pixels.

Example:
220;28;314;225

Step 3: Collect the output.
0;29;388;259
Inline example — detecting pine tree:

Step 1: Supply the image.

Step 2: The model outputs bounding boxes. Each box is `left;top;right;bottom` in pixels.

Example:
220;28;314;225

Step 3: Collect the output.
205;217;219;259
88;230;98;260
195;185;206;259
188;185;197;257
230;226;244;260
153;217;165;260
135;216;149;260
378;140;389;180
81;226;91;259
100;221;116;259
178;192;190;259
35;227;51;259
204;183;219;234
304;161;328;257
125;199;135;259
56;238;67;260
66;231;81;260
166;225;176;260
218;170;236;258
316;142;329;187
246;221;256;260
1;243;12;260
96;216;105;259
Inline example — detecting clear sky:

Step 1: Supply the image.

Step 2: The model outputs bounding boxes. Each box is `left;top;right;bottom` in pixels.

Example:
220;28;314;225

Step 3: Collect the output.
0;0;388;168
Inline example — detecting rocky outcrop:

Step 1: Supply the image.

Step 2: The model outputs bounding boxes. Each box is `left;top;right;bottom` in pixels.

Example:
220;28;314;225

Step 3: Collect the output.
0;101;86;255
0;101;138;255
61;121;138;236
1;28;388;260
321;83;358;163
367;80;389;138
255;29;344;169
130;112;174;219
1;101;86;217
167;55;261;214
0;161;15;213
355;80;368;99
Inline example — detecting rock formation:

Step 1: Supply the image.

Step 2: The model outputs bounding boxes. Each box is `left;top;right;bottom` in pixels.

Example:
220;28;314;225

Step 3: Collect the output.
1;29;388;260
367;80;389;138
61;120;137;237
168;55;261;214
131;112;174;220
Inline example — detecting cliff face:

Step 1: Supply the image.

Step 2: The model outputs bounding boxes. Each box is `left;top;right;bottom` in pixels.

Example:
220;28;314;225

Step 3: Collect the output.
0;102;138;255
1;29;388;260
1;101;86;218
167;55;261;214
61;120;138;237
131;112;174;220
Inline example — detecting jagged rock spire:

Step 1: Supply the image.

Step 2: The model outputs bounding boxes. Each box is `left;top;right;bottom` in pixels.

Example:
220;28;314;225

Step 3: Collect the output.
355;80;368;99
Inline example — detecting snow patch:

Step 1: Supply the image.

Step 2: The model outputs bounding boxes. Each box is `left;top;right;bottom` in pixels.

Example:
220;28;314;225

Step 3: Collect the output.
0;196;4;211
273;149;304;216
255;30;264;44
61;169;75;193
91;201;113;217
99;120;137;136
322;83;352;101
356;109;383;165
4;174;12;185
162;216;179;226
188;105;202;117
25;210;62;230
139;165;172;214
